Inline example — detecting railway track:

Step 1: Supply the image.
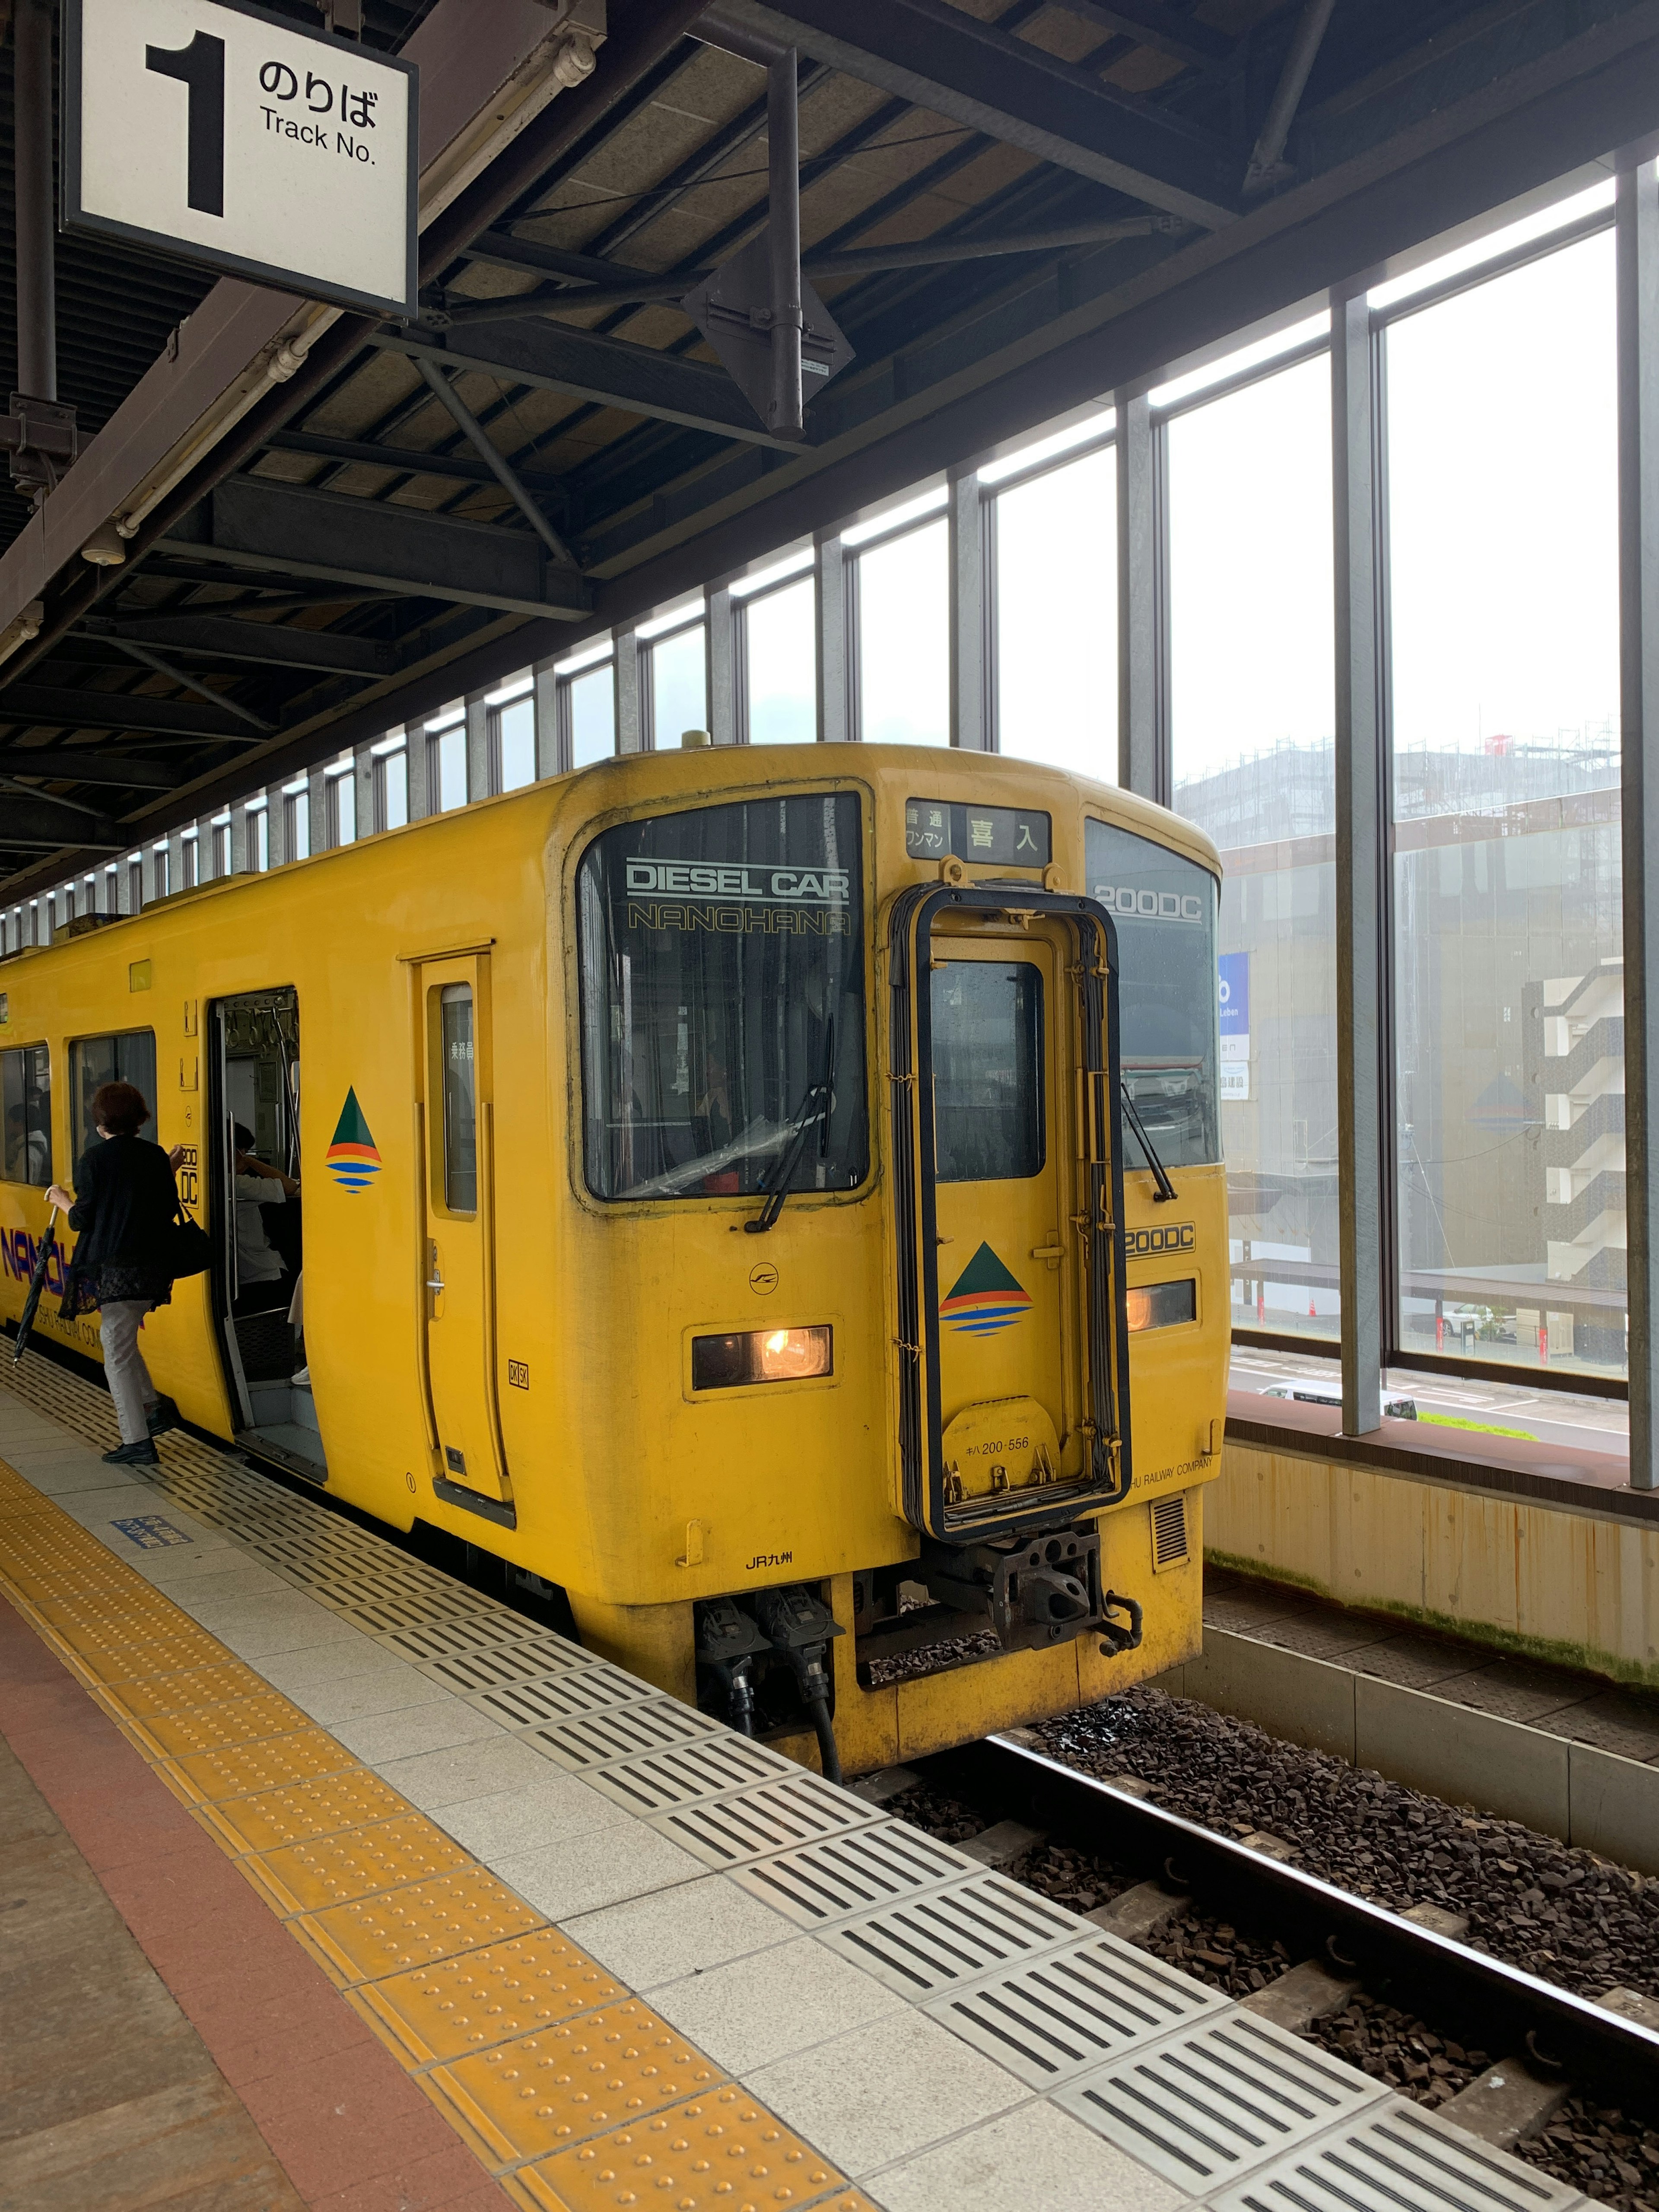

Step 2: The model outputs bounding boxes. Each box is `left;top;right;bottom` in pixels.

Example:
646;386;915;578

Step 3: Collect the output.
914;1734;1659;2158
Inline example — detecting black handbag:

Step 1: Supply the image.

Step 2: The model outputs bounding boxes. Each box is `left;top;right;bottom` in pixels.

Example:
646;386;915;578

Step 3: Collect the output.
167;1201;214;1281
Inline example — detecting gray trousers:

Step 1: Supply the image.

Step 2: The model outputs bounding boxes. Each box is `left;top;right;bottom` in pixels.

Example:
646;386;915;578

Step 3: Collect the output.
100;1300;159;1445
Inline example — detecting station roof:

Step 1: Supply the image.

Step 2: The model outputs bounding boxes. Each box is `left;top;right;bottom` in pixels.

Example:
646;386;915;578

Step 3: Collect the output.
3;0;1657;899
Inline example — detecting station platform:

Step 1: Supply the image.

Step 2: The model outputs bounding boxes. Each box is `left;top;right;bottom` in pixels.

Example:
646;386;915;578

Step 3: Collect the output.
0;1351;1592;2212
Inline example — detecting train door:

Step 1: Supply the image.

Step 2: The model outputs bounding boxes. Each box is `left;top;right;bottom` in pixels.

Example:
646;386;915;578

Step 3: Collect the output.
207;988;315;1474
929;936;1067;1497
416;954;512;1509
890;886;1132;1567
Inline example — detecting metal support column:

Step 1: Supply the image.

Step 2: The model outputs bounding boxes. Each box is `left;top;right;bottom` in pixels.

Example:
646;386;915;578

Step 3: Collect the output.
404;735;432;823
1116;392;1164;800
766;48;804;440
306;768;328;858
706;583;736;743
1331;285;1385;1437
228;807;249;876
949;467;989;750
815;533;849;741
1618;159;1659;1488
14;0;54;403
263;782;291;866
465;694;490;801
533;665;560;778
353;745;375;837
615;629;643;753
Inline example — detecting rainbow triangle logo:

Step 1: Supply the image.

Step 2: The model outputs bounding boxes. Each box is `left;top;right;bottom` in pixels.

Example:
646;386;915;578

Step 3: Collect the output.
940;1242;1032;1337
325;1087;381;1194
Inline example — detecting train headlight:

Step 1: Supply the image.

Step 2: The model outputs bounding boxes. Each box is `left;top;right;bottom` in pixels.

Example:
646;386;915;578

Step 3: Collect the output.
1125;1279;1197;1332
692;1325;833;1390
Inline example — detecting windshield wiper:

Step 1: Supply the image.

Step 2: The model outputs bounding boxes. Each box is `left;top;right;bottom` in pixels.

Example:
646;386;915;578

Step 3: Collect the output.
745;1017;836;1234
1120;1087;1179;1204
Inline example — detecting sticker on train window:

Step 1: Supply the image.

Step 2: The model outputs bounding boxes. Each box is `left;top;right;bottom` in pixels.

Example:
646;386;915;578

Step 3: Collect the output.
905;800;1051;866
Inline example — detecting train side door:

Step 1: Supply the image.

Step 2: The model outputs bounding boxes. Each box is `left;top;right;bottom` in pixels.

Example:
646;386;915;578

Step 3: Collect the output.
416;955;512;1506
889;887;1131;1546
930;935;1068;1503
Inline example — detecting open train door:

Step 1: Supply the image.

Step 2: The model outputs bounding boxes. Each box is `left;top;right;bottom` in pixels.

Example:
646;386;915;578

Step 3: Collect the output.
414;953;514;1519
888;882;1136;1649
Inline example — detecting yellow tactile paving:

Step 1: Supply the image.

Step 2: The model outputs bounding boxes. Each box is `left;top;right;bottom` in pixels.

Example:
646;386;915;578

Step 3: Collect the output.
245;1815;478;1916
354;1930;629;2065
426;2003;725;2166
92;1659;273;1718
162;1725;357;1803
520;2086;848;2212
0;1407;859;2209
293;1869;547;1985
125;1689;313;1761
191;1769;413;1855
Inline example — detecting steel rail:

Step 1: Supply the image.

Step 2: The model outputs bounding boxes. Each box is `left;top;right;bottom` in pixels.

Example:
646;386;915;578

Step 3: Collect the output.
922;1732;1659;2120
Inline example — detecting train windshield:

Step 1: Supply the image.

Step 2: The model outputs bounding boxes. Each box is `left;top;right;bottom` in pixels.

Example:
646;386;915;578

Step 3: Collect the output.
1085;819;1220;1169
578;793;867;1201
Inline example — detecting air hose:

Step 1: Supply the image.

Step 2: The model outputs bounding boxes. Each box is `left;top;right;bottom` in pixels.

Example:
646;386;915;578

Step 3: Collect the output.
806;1694;842;1785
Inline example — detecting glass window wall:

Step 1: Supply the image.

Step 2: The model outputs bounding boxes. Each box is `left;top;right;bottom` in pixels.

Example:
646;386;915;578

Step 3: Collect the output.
994;446;1117;779
743;576;816;744
1166;352;1339;1341
1383;227;1621;1381
650;624;706;746
855;520;949;744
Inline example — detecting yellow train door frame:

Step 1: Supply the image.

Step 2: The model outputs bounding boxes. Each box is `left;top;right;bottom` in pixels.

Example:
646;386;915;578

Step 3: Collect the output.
888;884;1133;1547
414;952;514;1514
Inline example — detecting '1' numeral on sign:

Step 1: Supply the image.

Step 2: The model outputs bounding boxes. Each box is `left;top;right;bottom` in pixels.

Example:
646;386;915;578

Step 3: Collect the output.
145;31;225;217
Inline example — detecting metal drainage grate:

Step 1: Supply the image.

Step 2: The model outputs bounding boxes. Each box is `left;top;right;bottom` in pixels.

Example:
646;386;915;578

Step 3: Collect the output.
821;1873;1088;1998
922;1929;1227;2087
418;1640;594;1694
378;1615;553;1662
584;1734;794;1814
1055;2012;1386;2191
1208;2100;1585;2212
651;1774;880;1868
734;1820;979;1928
529;1699;726;1771
466;1663;654;1729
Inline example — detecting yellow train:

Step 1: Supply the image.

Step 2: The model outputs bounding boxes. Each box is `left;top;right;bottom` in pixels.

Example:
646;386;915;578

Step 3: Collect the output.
0;744;1227;1777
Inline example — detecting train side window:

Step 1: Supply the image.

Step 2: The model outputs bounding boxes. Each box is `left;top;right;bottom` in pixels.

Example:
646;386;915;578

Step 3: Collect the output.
1;1044;51;1186
441;985;478;1212
931;962;1045;1182
70;1031;158;1162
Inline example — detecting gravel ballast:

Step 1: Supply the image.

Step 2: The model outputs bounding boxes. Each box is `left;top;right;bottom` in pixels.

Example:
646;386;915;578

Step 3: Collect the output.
887;1685;1659;2210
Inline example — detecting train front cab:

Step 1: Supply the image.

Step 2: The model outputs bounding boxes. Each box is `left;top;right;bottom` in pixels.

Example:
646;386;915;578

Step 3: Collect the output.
556;753;1227;1777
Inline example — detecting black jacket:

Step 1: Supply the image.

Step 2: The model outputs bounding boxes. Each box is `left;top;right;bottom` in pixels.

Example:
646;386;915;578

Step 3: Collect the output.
66;1135;181;1275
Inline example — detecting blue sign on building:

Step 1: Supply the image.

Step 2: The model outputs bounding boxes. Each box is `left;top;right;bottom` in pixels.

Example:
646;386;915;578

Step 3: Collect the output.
1218;952;1249;1100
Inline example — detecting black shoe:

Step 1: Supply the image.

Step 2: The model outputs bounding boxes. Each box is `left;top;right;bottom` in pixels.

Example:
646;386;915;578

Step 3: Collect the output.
146;1397;181;1438
102;1439;159;1467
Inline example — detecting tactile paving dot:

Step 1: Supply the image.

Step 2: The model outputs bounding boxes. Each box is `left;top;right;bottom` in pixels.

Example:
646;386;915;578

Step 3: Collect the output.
294;1870;546;1983
523;2085;846;2212
129;1691;314;1761
427;2002;724;2164
91;1661;273;1719
244;1814;478;1915
354;1929;629;2063
163;1726;358;1803
194;1769;411;1854
68;1622;228;1680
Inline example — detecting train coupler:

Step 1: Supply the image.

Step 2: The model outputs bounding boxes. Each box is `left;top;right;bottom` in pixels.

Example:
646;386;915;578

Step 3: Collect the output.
754;1584;845;1784
919;1526;1105;1650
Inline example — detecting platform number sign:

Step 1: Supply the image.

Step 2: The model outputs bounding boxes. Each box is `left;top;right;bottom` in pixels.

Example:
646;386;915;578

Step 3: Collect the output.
63;0;418;319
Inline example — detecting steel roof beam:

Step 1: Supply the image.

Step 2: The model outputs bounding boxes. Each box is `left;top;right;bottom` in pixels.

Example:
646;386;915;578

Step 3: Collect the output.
0;748;177;788
264;428;569;502
99;613;400;677
0;683;265;742
157;477;591;620
373;322;810;450
696;0;1240;227
1052;0;1233;73
0;795;124;850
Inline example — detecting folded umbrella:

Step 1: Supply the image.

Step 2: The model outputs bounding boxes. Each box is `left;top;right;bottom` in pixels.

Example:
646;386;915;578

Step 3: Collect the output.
12;1205;59;1363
